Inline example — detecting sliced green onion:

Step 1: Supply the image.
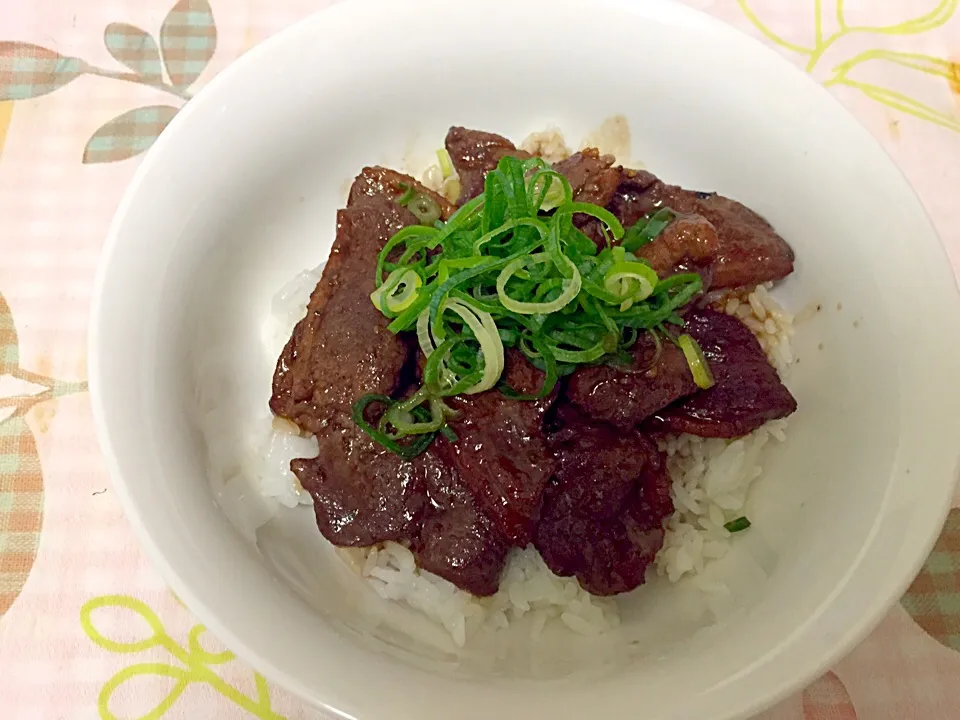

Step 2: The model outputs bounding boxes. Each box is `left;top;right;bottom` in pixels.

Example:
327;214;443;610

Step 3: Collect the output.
370;268;422;315
426;250;532;327
408;194;441;226
358;144;708;454
472;217;548;256
444;177;461;203
416;305;436;357
623;208;675;251
437;148;453;178
497;253;582;315
374;225;436;287
724;516;751;533
436;257;489;284
498;330;559;399
428;194;485;250
387;281;437;333
555;202;625;240
551;341;608;363
383;387;454;436
396;183;417;207
541;181;567;211
603;260;659;307
422;336;470;393
528;170;571;212
351;394;436;459
433;298;503;394
677;333;715;390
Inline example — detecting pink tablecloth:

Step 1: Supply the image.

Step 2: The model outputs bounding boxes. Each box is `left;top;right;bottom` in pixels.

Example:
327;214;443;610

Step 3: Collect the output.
0;1;958;718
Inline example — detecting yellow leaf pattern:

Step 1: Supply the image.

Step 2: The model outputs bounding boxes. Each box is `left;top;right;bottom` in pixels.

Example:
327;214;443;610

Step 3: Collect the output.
81;595;286;720
738;0;960;132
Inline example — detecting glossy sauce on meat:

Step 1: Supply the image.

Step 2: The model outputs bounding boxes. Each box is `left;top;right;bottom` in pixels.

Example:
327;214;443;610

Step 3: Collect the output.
445;127;531;204
437;351;556;547
270;198;414;433
349;166;456;220
270;171;511;588
646;310;797;437
291;419;429;546
553;149;621;208
609;173;794;289
551;149;623;249
636;213;719;279
535;411;673;596
567;332;698;429
413;456;509;596
444;128;793;291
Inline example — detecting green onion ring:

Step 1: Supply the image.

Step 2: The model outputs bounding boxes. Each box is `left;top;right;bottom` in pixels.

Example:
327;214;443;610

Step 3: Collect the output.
603;260;659;308
370;267;423;315
351;395;436;459
497;253;582;315
677;333;715;389
408;194;442;226
431;298;503;394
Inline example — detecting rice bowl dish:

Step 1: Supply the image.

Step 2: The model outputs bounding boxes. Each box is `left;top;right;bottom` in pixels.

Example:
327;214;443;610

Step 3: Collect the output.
236;123;801;648
88;0;960;716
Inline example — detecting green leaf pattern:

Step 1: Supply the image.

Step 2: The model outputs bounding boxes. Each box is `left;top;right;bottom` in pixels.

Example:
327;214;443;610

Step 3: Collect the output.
738;0;960;132
81;596;285;720
0;291;87;618
104;23;164;81
159;0;218;91
0;0;219;164
0;42;86;101
83;105;180;164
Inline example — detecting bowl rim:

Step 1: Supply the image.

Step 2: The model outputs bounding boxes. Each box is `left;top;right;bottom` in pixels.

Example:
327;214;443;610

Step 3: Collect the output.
88;0;960;717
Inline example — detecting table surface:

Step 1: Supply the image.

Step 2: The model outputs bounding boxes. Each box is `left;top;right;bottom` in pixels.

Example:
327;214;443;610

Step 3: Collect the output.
1;1;958;718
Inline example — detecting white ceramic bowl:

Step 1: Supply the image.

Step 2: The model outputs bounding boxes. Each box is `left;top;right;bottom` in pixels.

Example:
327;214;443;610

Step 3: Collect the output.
89;0;960;717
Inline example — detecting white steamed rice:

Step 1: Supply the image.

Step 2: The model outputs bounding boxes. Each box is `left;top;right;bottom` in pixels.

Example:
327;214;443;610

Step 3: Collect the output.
337;542;618;647
255;126;796;645
257;266;324;508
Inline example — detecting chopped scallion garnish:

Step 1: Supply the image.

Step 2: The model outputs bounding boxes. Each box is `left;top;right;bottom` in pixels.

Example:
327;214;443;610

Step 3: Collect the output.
602;260;658;309
351;394;438;459
407;194;441;226
370;268;423;315
437;148;454;178
396;183;417;207
724;516;751;533
358;154;701;456
623;208;675;251
677;334;715;390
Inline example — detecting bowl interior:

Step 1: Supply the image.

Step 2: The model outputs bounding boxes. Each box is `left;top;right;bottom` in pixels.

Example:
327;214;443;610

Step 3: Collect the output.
90;0;960;718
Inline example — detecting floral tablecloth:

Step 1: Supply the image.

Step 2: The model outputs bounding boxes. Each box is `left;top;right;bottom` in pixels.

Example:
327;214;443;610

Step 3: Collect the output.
0;1;958;718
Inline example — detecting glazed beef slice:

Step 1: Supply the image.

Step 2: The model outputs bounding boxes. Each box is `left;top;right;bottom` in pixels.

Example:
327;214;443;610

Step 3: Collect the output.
272;166;517;581
535;419;673;596
567;333;699;429
349;166;455;220
437;351;557;547
552;149;623;248
608;171;794;289
292;418;430;546
445;126;531;204
553;149;621;208
646;309;797;438
636;213;719;280
270;176;431;547
414;458;510;597
270;195;415;433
